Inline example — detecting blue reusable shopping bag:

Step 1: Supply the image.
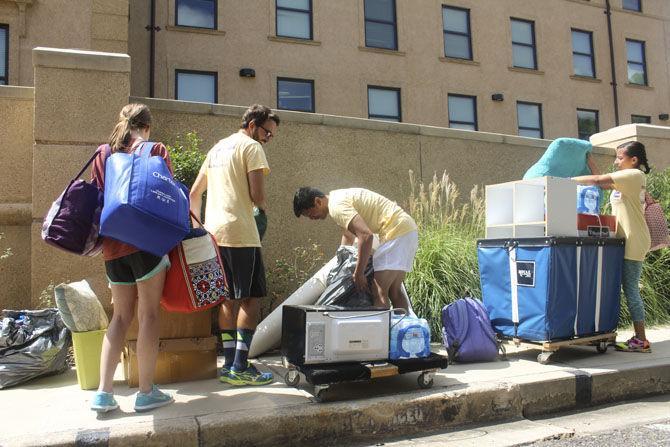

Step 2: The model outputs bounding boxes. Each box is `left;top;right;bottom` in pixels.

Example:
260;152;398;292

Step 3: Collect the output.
100;142;190;256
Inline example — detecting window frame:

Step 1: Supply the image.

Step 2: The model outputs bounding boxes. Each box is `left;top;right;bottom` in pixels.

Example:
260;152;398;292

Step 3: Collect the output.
577;108;599;141
364;0;398;51
175;0;217;29
0;24;8;85
447;94;478;130
626;38;648;86
275;0;313;40
276;77;315;112
622;0;642;12
367;85;402;122
516;101;544;138
631;114;651;124
510;18;537;70
442;5;472;60
571;28;596;78
174;69;218;103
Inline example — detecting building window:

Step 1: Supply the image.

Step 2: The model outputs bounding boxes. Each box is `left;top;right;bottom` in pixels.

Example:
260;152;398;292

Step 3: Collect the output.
175;70;217;103
368;86;401;122
176;0;216;29
631;114;651;124
517;101;543;138
626;39;647;85
577;109;599;140
0;25;7;85
277;78;314;112
364;0;397;50
442;6;472;60
622;0;641;12
571;29;595;78
511;18;537;70
448;94;477;130
276;0;312;40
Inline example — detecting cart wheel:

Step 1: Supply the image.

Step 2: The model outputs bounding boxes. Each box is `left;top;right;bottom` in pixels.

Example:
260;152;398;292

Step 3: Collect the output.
284;370;300;387
596;342;608;354
313;386;329;402
417;372;434;389
537;352;553;364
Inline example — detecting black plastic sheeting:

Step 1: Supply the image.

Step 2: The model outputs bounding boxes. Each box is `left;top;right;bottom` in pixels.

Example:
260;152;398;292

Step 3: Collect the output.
0;308;72;389
315;245;374;308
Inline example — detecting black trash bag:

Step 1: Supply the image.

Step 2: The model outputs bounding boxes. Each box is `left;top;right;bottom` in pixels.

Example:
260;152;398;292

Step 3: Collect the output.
0;308;72;389
315;245;375;308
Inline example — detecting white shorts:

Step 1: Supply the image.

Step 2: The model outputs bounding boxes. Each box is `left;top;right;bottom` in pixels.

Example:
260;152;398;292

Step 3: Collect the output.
372;230;419;272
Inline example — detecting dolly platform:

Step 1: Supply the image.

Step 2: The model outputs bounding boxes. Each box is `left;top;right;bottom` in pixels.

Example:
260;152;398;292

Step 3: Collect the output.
282;353;448;401
499;332;617;364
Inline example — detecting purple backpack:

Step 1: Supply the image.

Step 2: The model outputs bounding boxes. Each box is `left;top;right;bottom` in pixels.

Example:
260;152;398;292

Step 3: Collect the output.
441;297;499;363
41;147;109;256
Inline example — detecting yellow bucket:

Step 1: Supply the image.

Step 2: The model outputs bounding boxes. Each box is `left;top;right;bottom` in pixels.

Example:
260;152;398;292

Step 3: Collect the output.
71;329;106;390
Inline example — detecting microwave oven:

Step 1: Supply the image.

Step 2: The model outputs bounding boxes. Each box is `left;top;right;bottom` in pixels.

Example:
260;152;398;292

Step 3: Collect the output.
281;305;390;365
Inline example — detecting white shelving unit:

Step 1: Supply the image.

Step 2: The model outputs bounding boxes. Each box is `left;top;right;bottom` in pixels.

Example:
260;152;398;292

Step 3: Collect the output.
485;176;578;239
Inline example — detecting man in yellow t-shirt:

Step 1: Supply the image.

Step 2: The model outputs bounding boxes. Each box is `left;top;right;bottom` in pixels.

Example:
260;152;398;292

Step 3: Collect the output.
190;104;279;385
293;187;418;310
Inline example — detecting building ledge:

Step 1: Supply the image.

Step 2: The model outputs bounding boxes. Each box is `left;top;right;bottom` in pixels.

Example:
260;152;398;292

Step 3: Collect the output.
0;85;34;100
625;82;653;91
267;36;321;46
508;66;545;76
32;47;130;73
569;75;602;83
165;25;226;36
358;46;406;57
133;96;559;149
0;203;32;225
439;57;480;66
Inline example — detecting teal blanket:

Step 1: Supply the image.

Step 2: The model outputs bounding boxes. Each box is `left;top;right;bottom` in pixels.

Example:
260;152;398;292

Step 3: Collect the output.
523;138;592;179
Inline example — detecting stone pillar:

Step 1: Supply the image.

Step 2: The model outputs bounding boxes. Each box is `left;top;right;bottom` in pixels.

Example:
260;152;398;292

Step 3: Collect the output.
31;47;130;307
590;124;670;170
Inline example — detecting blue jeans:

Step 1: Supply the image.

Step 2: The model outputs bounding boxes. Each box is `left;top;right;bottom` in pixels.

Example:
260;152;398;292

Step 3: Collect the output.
622;260;645;322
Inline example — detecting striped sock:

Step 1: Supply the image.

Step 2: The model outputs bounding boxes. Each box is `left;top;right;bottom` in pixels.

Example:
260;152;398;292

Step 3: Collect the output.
232;329;254;372
220;330;236;368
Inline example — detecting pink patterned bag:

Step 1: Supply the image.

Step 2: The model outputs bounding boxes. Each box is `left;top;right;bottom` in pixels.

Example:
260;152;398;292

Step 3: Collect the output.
644;192;669;251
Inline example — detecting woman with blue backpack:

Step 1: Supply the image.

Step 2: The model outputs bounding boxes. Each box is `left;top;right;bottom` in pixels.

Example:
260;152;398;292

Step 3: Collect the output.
89;103;175;412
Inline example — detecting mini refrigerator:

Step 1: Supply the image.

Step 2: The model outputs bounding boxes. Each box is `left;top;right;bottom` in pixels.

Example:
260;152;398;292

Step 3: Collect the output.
477;237;624;341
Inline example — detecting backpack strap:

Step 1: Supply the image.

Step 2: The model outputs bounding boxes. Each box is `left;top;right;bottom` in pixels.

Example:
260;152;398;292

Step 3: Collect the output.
74;145;108;181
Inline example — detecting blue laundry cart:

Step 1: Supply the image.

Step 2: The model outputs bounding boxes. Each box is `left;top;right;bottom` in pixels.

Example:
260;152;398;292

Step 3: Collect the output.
477;237;624;363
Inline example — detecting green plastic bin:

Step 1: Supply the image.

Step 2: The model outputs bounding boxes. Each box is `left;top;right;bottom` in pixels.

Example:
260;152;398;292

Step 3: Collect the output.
72;329;106;390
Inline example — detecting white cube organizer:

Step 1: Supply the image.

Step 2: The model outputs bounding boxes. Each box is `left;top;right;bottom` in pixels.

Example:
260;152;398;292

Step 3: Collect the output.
485;176;578;238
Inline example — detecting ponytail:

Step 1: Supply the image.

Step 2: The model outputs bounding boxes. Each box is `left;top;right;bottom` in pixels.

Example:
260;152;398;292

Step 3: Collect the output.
617;141;651;174
108;103;152;152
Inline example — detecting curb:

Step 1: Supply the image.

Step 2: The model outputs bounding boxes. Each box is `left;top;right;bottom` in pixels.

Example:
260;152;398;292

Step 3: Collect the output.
6;363;670;447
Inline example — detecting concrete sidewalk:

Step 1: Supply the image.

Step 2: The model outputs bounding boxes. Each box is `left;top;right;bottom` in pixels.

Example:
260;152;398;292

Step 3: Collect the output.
1;327;669;447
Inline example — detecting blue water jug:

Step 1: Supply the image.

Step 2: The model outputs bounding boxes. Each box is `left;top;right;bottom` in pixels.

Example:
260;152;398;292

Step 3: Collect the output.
389;313;431;360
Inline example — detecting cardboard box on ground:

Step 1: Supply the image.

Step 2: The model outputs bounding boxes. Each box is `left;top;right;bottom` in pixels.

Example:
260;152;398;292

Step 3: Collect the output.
123;336;218;387
123;306;217;387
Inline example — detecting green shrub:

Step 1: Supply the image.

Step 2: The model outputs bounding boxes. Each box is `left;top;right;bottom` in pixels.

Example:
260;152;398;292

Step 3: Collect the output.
166;132;206;188
405;171;484;335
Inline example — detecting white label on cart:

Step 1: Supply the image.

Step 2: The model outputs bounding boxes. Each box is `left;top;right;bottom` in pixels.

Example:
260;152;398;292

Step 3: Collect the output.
516;261;536;287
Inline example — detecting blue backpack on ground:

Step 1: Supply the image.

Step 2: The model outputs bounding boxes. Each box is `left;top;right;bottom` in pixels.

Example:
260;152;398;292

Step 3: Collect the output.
100;142;190;257
441;297;499;363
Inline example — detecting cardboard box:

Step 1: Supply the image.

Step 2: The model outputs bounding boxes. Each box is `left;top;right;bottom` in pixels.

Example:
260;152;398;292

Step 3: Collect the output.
126;307;212;341
122;336;218;387
577;214;617;238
